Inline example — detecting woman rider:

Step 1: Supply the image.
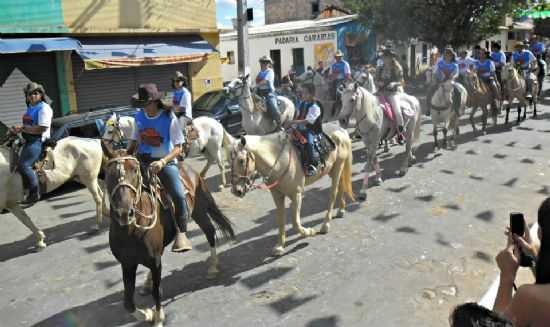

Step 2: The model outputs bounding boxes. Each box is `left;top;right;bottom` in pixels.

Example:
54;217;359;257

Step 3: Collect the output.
476;49;499;111
377;48;405;142
127;83;192;253
10;82;53;205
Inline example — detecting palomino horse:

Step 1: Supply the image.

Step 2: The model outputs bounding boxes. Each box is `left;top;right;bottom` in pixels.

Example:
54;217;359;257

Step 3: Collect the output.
339;83;422;201
102;147;235;327
230;124;354;256
103;113;235;191
501;63;539;124
430;80;468;150
0;135;104;249
225;75;295;135
463;70;499;134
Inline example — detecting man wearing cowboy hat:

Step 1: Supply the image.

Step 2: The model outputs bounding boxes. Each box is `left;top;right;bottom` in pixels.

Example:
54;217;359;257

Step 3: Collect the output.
128;83;193;252
512;41;537;97
329;50;352;100
171;71;192;120
426;47;459;113
9;82;53;204
256;55;281;130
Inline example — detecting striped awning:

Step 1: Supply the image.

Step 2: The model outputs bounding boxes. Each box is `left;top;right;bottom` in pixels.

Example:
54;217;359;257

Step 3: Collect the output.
76;36;214;70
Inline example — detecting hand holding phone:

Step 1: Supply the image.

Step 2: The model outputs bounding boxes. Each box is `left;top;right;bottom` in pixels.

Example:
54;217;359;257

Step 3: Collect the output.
509;212;535;267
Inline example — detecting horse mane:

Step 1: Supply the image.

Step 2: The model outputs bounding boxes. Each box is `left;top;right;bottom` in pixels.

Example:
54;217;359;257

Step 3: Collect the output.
357;86;378;124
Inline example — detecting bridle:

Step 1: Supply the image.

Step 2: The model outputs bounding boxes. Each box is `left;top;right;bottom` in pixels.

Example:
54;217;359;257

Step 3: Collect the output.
105;156;157;230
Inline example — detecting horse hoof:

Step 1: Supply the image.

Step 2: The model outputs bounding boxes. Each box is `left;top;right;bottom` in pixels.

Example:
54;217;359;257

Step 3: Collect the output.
335;209;345;218
207;267;220;280
320;223;330;234
133;308;154;322
272;246;285;257
305;228;317;237
373;177;383;186
153;308;165;327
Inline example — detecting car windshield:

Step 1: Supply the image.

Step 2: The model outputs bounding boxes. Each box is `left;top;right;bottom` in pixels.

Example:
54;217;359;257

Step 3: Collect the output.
194;91;223;111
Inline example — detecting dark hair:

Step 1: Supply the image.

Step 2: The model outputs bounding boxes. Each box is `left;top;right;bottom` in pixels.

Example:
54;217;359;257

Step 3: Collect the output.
536;197;550;284
449;302;514;327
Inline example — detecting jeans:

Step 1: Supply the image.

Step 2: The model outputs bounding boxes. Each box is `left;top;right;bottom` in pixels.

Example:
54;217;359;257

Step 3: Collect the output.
299;128;315;165
265;92;281;125
140;158;188;232
18;136;42;194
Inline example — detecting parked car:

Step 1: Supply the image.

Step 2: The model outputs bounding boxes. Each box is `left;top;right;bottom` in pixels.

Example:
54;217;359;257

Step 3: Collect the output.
192;89;243;136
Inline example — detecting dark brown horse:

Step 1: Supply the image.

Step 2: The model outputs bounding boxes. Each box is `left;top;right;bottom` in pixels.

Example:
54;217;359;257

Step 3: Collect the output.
102;147;235;327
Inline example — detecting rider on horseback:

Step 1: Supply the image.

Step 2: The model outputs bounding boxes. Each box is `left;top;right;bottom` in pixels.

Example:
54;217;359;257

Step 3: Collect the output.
256;55;282;130
127;83;192;253
285;83;322;177
377;48;406;143
171;71;192;120
427;47;459;116
10;82;53;205
476;48;500;110
329;50;352;100
490;42;507;88
457;49;477;85
512;42;537;98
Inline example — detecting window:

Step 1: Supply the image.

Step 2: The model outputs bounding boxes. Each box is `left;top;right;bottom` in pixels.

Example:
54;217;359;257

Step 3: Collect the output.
422;44;428;64
312;1;320;16
292;48;305;75
227;51;235;65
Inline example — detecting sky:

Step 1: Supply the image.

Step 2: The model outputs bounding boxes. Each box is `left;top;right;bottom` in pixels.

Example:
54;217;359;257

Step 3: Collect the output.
216;0;265;29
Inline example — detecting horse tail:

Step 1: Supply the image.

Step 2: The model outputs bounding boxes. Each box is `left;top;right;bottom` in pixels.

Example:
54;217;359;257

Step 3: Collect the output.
194;177;236;241
340;138;355;202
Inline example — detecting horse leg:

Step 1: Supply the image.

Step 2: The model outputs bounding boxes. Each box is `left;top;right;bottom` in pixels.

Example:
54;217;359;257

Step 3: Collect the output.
335;182;346;219
523;98;528;121
270;190;286;256
191;206;219;279
216;148;226;191
399;129;413;176
126;264;153;322
86;178;103;231
9;204;46;249
517;101;522;124
151;261;165;327
139;271;153;295
505;102;510;124
442;127;448;149
359;162;369;202
290;191;316;236
481;107;488;134
433;124;438;152
199;158;213;180
384;139;389;152
469;107;478;134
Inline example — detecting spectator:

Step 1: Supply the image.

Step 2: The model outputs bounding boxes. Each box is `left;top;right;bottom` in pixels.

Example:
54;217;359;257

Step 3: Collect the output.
493;197;550;326
449;302;513;327
536;54;546;97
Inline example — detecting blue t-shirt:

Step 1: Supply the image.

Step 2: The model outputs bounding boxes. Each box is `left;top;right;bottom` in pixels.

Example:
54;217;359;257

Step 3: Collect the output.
512;50;536;69
331;60;351;80
476;60;495;78
490;51;506;67
22;102;44;126
256;68;275;92
531;42;545;56
436;61;458;81
135;110;174;158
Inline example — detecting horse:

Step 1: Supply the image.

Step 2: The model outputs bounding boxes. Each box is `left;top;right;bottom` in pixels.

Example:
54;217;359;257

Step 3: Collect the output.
225;75;295;135
463;70;499;134
339;83;422;201
430;80;468;150
102;146;235;327
0;135;104;249
501;63;539;124
230;124;354;256
102;113;235;191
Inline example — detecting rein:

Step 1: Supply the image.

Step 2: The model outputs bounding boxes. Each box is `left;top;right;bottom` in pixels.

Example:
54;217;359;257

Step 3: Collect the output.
106;156;158;230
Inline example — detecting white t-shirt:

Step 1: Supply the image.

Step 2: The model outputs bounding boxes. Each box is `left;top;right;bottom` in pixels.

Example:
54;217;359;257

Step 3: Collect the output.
304;103;321;124
37;103;53;141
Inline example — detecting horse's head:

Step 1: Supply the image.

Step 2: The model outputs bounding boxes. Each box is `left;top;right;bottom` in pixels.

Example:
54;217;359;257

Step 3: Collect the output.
433;79;454;107
102;113;125;146
102;148;142;227
502;63;517;81
230;137;256;197
338;82;361;127
226;75;249;99
296;70;314;84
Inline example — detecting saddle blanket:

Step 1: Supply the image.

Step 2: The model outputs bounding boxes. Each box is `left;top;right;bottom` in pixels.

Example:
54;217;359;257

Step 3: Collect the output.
378;96;415;121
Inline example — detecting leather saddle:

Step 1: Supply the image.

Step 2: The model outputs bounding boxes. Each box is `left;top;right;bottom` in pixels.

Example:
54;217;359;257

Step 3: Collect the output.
150;163;199;218
252;93;287;114
290;130;336;173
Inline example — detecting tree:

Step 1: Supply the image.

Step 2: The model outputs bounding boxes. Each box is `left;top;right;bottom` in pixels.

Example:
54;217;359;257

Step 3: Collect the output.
344;0;532;48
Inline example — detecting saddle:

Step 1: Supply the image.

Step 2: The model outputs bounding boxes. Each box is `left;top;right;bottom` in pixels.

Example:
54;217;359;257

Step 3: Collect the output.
150;163;199;219
290;129;335;175
252;93;286;114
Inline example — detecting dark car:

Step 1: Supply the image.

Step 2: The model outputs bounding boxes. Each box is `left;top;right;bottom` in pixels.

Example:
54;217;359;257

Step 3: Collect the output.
192;89;243;136
50;106;137;140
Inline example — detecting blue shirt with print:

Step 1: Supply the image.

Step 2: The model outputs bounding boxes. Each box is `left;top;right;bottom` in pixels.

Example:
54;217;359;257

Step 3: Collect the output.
135;110;174;158
22;101;45;126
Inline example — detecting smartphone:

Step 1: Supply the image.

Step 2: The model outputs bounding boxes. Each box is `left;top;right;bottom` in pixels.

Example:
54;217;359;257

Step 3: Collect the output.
510;212;534;267
510;212;526;236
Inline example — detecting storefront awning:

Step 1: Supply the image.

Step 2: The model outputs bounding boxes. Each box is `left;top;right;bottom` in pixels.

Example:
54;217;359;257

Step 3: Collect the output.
76;36;214;70
0;37;81;54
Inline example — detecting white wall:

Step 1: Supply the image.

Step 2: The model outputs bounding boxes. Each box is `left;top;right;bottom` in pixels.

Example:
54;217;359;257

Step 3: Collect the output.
220;29;338;84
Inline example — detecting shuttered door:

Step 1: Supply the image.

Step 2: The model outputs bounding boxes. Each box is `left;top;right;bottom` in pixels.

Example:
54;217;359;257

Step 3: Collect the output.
0;53;60;125
72;54;188;112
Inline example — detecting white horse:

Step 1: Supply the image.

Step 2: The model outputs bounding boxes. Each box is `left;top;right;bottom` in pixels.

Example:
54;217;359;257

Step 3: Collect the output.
501;63;538;124
430;80;468;150
102;113;235;191
230;124;354;256
225;75;295;135
0;136;104;249
339;83;422;201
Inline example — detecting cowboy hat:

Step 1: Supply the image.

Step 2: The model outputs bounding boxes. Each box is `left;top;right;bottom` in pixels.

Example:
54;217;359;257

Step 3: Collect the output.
335;50;344;57
444;47;457;58
23;82;51;104
259;55;273;64
515;41;526;49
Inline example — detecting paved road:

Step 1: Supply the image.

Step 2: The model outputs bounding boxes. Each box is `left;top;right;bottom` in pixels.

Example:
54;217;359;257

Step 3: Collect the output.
1;89;550;327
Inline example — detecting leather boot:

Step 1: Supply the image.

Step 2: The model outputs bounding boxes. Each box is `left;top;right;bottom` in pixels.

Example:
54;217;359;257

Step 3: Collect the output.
20;188;40;206
172;228;192;253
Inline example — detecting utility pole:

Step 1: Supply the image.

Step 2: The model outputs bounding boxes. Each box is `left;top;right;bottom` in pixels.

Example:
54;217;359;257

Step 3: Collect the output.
236;0;250;77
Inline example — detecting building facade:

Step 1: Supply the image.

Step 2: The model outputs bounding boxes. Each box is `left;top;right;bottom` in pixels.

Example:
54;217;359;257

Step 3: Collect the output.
0;0;222;126
221;15;376;85
265;0;347;24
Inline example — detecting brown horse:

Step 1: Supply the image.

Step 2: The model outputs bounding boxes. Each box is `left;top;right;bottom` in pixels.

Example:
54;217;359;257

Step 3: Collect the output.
463;70;499;134
102;146;235;327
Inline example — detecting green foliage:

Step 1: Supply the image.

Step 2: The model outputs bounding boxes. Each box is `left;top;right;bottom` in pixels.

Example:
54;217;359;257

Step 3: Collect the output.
344;0;532;48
